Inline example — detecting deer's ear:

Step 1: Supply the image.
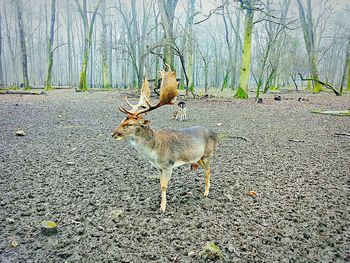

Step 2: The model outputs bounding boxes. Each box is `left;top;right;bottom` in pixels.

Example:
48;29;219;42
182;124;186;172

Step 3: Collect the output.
139;119;151;127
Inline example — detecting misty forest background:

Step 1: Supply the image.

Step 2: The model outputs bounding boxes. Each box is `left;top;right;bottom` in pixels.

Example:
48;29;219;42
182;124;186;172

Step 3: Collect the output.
0;0;349;98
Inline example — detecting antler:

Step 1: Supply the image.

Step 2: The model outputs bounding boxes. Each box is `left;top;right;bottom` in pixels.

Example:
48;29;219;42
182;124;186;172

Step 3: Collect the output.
119;76;152;115
119;68;178;116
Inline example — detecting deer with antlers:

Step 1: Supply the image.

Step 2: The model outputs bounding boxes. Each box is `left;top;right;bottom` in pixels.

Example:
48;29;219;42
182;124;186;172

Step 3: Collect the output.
112;68;218;213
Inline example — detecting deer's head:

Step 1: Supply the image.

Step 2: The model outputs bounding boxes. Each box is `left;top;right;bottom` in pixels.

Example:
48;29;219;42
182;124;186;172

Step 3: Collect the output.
112;68;178;141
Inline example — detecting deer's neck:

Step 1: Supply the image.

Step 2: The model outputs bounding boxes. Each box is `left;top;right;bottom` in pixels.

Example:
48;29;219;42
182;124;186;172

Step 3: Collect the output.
130;126;158;164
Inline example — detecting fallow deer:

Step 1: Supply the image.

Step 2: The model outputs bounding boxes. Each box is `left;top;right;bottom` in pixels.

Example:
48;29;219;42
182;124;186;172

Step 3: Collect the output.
173;101;187;121
112;68;218;213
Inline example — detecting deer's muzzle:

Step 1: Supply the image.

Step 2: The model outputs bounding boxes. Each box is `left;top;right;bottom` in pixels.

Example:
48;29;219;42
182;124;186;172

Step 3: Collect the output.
112;130;123;141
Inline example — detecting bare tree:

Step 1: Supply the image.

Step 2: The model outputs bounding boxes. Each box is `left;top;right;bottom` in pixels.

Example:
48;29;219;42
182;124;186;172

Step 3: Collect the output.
45;0;56;90
296;0;323;93
100;0;110;88
158;0;178;69
340;37;350;93
74;0;101;91
15;0;30;89
0;13;4;86
235;0;255;99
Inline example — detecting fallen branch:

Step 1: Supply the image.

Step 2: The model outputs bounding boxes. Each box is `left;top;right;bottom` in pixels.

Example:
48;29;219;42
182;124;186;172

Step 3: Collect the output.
298;73;340;96
335;132;350;137
288;139;305;143
0;90;47;95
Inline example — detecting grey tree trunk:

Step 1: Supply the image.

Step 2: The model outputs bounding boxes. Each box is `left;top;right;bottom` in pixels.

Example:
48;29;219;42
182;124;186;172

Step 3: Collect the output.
74;0;101;91
296;0;323;92
100;0;110;88
158;0;178;69
186;0;195;95
0;14;4;86
15;0;30;89
66;0;72;86
4;9;18;85
45;0;56;91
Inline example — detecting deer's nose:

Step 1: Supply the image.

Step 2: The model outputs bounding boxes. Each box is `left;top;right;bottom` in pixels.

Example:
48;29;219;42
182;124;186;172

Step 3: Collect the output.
112;130;121;138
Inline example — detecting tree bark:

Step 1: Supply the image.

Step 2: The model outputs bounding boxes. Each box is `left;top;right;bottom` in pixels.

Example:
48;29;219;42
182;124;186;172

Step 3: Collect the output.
235;0;255;99
296;0;323;93
0;14;4;86
340;37;350;93
45;0;56;91
75;0;101;91
186;0;195;96
15;0;30;89
100;0;110;88
158;0;178;69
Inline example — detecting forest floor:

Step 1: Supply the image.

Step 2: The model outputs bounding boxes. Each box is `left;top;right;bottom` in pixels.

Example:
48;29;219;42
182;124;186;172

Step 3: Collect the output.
0;89;349;263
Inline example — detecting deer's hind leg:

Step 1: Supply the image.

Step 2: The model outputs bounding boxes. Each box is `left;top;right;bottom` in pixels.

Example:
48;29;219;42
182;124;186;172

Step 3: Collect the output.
197;158;212;197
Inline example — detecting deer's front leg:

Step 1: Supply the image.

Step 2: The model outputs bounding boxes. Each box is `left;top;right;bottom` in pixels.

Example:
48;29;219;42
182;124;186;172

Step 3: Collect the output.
160;168;172;213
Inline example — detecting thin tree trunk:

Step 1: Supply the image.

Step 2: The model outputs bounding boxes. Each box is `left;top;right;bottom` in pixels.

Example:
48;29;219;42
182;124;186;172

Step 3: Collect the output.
100;0;109;88
235;0;255;99
66;0;72;86
186;0;195;95
15;0;30;89
340;37;350;93
0;14;4;86
4;9;18;85
45;0;56;90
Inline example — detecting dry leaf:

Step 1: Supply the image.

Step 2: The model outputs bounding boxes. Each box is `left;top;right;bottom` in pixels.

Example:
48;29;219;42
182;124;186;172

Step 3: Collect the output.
248;191;257;197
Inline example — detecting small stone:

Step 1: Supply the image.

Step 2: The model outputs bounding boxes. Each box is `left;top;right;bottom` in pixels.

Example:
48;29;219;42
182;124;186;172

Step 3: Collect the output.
224;193;233;202
163;218;173;224
188;251;196;257
66;161;75;166
256;98;264;103
41;220;58;235
110;209;125;221
10;241;18;248
216;123;222;126
274;95;282;101
228;244;235;253
6;218;15;224
16;130;25;136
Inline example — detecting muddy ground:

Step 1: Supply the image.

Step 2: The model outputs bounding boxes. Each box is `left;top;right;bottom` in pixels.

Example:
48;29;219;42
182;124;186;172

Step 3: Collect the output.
0;89;349;263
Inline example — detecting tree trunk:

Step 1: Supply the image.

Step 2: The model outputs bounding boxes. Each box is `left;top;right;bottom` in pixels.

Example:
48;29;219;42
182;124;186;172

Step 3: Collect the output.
66;0;72;86
75;0;101;91
347;60;350;92
0;14;4;86
158;0;178;69
340;37;350;93
235;0;255;99
186;0;195;95
296;0;323;93
100;0;110;88
15;0;30;89
4;9;19;85
232;5;241;89
45;0;56;91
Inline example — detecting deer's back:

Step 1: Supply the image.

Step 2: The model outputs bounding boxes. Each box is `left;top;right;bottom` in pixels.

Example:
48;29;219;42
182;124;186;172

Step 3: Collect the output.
155;126;218;167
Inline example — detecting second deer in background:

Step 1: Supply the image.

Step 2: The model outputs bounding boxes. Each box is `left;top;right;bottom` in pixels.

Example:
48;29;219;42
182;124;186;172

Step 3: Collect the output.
173;101;187;121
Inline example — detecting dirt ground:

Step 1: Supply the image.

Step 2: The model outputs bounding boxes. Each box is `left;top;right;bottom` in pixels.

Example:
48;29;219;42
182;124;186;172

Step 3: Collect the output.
0;89;349;263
